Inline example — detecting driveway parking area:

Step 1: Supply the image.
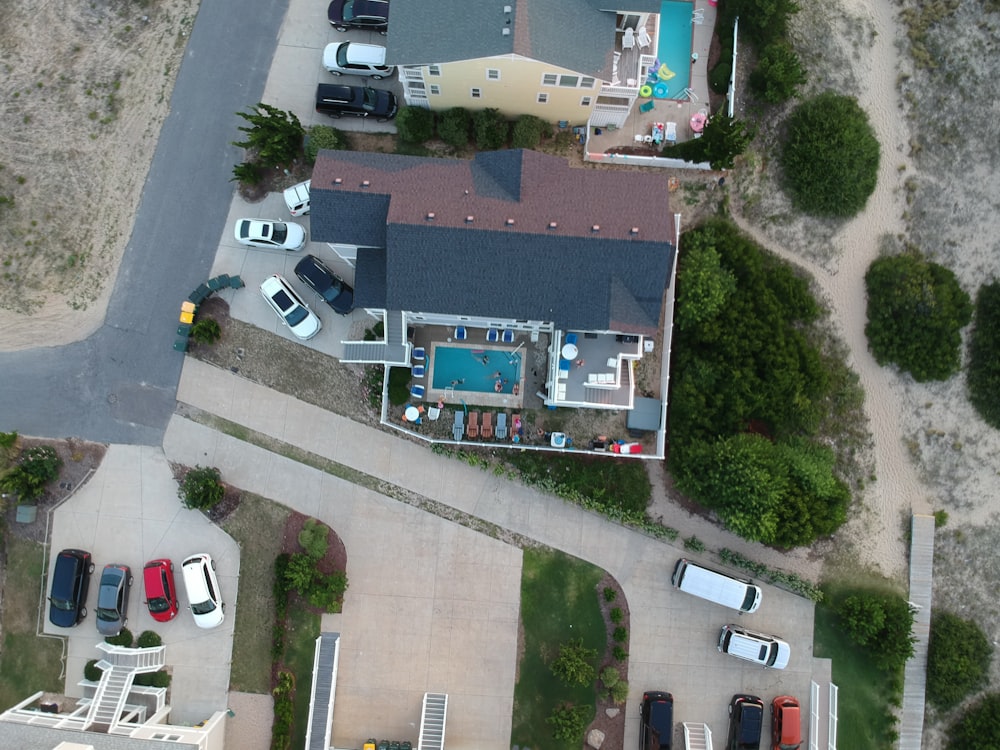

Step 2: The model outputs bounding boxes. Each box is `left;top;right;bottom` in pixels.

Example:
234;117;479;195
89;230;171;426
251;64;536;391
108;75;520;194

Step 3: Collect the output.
45;445;239;724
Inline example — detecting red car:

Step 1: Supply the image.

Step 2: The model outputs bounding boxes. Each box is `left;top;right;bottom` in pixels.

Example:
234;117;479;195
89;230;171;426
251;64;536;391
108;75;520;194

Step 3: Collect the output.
771;695;802;750
143;559;179;622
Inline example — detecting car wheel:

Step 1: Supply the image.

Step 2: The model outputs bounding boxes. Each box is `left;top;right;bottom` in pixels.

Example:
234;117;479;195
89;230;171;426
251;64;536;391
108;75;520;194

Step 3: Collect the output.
88;563;95;573
326;113;342;119
128;576;134;585
211;559;216;570
335;25;348;31
379;29;387;35
80;607;87;619
328;70;342;75
222;603;226;612
123;618;128;627
170;563;174;571
371;74;383;80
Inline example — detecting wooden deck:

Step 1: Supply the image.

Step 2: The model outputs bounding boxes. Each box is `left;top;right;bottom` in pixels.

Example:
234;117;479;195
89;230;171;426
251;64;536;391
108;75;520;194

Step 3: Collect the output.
899;514;935;750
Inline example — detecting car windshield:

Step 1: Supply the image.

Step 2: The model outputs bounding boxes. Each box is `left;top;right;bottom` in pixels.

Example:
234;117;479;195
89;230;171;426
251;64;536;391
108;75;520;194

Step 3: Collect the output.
96;607;117;621
191;599;217;616
336;44;350;67
51;598;74;611
323;280;344;302
285;307;309;327
362;88;377;111
270;223;288;243
148;596;170;613
342;0;356;20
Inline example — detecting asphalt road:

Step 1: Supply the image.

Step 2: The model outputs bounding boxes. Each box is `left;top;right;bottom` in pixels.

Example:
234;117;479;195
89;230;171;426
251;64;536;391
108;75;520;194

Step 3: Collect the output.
0;0;287;444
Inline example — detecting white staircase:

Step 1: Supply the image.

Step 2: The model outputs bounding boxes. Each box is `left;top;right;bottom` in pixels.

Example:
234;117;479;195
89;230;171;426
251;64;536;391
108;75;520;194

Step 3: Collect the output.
417;692;448;750
683;721;713;750
85;643;165;732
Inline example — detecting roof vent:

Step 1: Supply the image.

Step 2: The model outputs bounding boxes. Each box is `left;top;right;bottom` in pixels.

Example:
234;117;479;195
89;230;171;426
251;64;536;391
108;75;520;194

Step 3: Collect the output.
361;180;371;188
502;27;510;35
465;215;474;223
505;218;515;226
504;4;512;13
333;178;343;185
426;212;436;221
548;221;558;230
591;224;601;233
630;226;640;235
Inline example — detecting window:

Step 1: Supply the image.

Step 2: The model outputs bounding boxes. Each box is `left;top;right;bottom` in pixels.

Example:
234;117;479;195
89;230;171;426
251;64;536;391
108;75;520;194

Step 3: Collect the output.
471;88;482;98
558;75;579;87
544;73;591;88
487;68;500;80
581;77;596;88
408;81;426;91
429;84;441;95
542;73;558;86
427;65;441;76
537;93;548;103
580;96;592;106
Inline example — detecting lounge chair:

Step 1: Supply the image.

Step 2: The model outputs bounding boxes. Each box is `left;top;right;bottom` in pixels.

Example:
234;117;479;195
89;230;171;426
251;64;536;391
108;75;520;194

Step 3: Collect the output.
558;359;570;379
636;26;652;48
622;26;635;49
481;412;494;439
502;329;514;343
639;100;655;114
452;411;464;441
495;413;508;440
487;328;499;343
428;406;441;421
467;411;480;439
512;413;522;441
410;384;425;399
412;364;425;378
455;326;467;340
665;122;677;142
412;346;426;362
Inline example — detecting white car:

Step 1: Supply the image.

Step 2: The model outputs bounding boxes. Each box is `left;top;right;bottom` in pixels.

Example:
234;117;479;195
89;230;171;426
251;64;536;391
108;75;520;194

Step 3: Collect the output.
234;218;306;251
322;42;395;79
181;553;224;629
259;274;322;341
283;180;311;216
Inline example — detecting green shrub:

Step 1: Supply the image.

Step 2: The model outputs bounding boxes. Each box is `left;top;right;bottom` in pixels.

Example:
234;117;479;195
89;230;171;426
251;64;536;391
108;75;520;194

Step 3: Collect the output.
749;41;806;103
609;679;629;704
718;0;799;46
603;587;617;602
395;106;435;143
927;612;992;710
298;518;329;560
84;659;104;682
190;318;221;345
934;509;949;528
675;242;737;331
133;670;171;687
271;670;295;750
511;115;551;149
708;61;731;94
665;112;755;170
306;571;348;611
948;693;1000;749
835;590;915;671
609;607;623;624
388;366;413;405
612;626;627;643
232;102;304;166
305;124;347;163
600;666;620;688
780;92;880;217
612;645;628;661
0;431;18;449
865;252;972;381
967;281;1000;428
473;108;509;151
177;465;224;511
683;535;706;552
550;638;597;687
105;628;133;647
437;107;471;148
0;445;62;502
546;703;591;742
136;630;162;648
230;162;261;184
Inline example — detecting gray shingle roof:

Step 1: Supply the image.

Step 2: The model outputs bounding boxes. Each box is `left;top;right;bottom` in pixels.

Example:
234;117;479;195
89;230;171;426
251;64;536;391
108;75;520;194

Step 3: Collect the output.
0;723;200;749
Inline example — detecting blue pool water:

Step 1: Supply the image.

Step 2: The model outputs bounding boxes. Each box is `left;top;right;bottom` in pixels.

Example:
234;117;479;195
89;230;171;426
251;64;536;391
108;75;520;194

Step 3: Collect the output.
431;347;521;394
655;1;693;99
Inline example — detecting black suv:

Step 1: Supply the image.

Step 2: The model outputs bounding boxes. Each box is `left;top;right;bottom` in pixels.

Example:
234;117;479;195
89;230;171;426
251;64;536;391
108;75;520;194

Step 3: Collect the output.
640;690;674;749
328;0;389;33
728;694;764;750
294;255;355;315
315;83;398;121
48;548;94;627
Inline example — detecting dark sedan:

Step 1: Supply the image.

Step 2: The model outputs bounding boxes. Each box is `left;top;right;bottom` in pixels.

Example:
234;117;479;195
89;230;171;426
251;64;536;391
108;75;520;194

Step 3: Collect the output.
328;0;389;33
96;563;132;636
48;548;94;627
315;83;398;121
295;254;355;315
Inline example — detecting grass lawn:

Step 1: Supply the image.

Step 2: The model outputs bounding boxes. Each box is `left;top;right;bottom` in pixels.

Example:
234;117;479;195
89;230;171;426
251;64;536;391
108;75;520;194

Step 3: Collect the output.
511;547;606;749
814;591;901;749
0;535;66;710
222;493;291;693
283;603;321;750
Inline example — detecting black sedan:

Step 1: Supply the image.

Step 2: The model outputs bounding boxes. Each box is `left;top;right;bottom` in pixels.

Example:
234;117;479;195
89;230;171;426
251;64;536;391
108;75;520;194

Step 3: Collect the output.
295;254;355;315
328;0;388;33
315;83;398;121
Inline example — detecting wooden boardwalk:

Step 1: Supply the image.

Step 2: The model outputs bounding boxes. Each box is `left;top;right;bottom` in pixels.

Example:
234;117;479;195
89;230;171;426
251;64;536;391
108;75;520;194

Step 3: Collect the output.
899;514;936;750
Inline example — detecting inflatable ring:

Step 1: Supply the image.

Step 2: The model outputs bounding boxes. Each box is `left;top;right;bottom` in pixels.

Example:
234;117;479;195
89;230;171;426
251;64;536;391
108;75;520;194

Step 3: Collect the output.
657;63;676;81
639;84;653;98
652;82;669;99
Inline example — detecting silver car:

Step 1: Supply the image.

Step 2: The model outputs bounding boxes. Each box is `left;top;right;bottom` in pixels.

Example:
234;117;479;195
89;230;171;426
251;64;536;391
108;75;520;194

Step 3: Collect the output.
234;218;306;251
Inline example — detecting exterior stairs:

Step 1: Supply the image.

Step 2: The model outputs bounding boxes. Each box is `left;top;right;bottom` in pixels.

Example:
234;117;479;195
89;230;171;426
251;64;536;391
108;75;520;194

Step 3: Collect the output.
85;643;165;732
417;692;448;750
683;721;713;750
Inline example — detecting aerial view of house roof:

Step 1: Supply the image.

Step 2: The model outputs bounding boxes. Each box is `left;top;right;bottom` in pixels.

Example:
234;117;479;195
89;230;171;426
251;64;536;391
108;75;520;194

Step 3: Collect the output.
385;0;661;78
311;149;675;334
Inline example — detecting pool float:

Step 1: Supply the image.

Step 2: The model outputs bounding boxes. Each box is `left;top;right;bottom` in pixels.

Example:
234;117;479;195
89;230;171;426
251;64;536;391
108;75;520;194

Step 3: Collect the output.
652;82;669;99
657;64;676;81
639;84;653;98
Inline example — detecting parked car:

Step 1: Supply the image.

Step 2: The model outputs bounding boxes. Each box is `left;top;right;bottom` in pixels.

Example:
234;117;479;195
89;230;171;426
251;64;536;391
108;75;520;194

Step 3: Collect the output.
181;553;224;629
718;624;791;669
294;254;355;315
315;83;398;121
327;0;389;33
283;179;311;216
640;690;674;749
259;274;323;341
234;218;306;251
728;694;764;750
143;559;179;622
48;548;94;627
771;696;802;750
323;42;394;79
95;563;132;636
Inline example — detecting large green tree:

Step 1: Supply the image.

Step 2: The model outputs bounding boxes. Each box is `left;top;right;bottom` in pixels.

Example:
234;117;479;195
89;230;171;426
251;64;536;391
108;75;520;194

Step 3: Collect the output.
864;252;972;381
232;103;304;166
927;611;992;710
780;92;880;217
967;281;1000;428
749;41;807;103
949;694;1000;750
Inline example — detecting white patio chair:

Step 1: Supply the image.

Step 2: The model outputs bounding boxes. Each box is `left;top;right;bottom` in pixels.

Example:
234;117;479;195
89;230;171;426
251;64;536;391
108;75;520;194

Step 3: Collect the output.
636;27;652;48
634;134;644;143
622;27;635;49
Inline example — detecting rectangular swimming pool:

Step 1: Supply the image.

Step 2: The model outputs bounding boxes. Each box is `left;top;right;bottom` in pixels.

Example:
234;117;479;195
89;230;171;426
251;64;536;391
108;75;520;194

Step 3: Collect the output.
431;346;522;395
656;0;693;99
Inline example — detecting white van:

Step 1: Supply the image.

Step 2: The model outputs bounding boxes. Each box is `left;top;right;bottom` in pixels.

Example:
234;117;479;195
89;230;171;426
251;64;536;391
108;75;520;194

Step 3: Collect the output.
671;558;762;613
283;179;310;216
718;624;790;669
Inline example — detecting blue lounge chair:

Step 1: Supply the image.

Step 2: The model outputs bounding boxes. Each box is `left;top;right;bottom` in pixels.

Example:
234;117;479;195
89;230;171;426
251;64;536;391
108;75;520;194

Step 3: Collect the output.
502;329;514;343
487;328;499;342
559;359;571;373
495;413;508;440
455;326;467;340
412;364;425;378
566;332;578;346
410;384;425;399
452;411;464;441
412;346;426;362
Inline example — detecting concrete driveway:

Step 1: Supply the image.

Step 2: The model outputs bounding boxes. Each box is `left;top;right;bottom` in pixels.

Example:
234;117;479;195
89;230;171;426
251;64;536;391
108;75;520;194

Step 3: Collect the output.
45;445;239;724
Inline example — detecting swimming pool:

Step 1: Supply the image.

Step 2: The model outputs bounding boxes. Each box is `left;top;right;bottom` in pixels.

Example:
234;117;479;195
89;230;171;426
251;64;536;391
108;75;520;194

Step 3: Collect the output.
656;0;693;99
431;346;522;395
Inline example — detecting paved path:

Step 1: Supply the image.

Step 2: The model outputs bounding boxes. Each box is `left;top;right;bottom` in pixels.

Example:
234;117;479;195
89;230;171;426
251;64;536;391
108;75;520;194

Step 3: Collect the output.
899;514;935;750
168;358;824;749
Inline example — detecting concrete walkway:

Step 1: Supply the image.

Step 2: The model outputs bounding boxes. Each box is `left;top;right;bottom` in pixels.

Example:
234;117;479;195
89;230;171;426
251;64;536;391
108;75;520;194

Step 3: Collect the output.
168;358;825;749
899;514;935;750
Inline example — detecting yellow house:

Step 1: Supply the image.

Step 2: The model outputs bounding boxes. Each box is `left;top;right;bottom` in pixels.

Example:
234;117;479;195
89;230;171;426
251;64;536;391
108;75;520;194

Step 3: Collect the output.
386;0;661;126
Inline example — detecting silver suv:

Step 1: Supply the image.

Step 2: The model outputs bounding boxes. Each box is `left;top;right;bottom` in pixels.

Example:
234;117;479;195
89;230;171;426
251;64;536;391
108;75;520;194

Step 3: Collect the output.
718;624;790;669
323;42;394;79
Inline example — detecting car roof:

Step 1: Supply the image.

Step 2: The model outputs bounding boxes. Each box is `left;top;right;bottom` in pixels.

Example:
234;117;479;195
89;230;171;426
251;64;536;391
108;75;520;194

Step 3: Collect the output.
317;83;359;103
181;555;212;598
